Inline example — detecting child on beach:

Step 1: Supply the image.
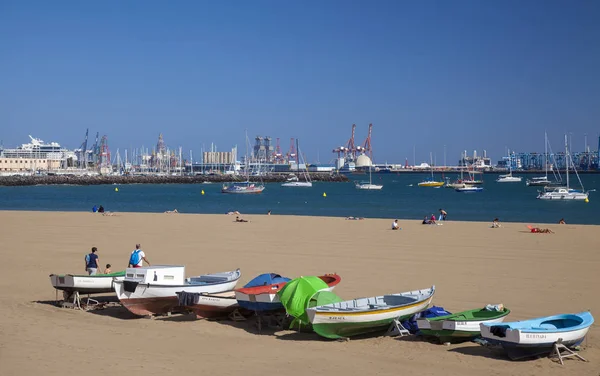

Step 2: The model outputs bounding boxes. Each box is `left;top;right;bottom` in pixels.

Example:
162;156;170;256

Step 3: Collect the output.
104;264;112;274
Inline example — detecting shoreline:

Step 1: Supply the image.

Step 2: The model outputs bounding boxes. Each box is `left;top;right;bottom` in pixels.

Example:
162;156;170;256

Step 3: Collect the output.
0;209;593;227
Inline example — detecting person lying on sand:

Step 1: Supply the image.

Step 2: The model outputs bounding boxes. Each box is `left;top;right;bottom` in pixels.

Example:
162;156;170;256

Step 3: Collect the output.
227;211;241;215
528;225;554;234
235;216;248;223
102;212;115;216
165;209;179;214
346;216;364;220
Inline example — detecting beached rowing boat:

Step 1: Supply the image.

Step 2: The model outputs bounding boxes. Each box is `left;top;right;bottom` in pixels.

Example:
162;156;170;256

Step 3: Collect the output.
113;266;241;316
307;286;435;339
417;306;510;343
176;290;246;319
480;311;594;360
49;271;125;295
235;273;341;313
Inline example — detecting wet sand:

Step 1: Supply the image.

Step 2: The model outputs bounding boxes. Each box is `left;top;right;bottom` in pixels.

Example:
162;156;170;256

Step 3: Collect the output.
0;211;598;376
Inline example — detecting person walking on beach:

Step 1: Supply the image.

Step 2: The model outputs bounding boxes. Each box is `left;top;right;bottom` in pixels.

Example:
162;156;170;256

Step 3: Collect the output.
439;209;447;221
85;247;100;275
128;244;150;268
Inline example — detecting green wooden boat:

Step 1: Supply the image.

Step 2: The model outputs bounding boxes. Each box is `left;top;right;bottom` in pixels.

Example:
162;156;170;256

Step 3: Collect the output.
417;307;511;343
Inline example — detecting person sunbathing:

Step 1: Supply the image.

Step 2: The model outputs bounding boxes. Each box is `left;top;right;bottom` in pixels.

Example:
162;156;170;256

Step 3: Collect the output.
235;216;248;223
102;211;115;216
346;216;364;220
165;209;179;214
529;226;554;234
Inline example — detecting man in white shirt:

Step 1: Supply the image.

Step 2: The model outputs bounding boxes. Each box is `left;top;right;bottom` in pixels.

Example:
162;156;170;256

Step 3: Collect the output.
392;219;399;230
128;244;151;268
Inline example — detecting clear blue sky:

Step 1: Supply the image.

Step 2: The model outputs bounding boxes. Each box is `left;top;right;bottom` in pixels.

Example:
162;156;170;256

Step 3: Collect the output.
1;0;599;165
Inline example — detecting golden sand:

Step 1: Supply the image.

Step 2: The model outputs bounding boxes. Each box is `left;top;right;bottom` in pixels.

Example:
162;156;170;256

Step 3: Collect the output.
0;211;598;375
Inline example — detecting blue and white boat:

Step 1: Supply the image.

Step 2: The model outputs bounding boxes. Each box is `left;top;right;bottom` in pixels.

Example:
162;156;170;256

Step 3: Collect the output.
480;311;594;360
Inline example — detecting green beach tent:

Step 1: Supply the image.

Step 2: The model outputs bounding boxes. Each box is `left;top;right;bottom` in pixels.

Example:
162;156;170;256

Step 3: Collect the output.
277;276;329;326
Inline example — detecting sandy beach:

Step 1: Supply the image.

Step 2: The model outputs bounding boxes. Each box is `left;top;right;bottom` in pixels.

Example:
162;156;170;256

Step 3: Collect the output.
0;210;598;376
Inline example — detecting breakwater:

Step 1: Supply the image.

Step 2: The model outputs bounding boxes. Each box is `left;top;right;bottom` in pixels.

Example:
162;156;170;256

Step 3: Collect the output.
0;173;349;187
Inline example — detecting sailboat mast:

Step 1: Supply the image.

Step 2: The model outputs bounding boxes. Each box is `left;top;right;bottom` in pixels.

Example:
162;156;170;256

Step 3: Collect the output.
296;138;300;176
544;131;548;178
565;134;569;189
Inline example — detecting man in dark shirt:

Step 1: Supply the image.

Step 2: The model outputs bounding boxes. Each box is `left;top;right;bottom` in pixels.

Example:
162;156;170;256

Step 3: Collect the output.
85;247;100;275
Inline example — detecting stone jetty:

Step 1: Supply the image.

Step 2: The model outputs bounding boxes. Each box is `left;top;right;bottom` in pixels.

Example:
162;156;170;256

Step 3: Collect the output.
0;173;349;187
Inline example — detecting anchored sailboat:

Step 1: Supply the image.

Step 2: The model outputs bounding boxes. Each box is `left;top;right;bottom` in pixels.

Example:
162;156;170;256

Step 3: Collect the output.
355;162;383;190
496;150;522;183
282;139;312;187
418;153;444;187
222;132;265;194
537;135;590;201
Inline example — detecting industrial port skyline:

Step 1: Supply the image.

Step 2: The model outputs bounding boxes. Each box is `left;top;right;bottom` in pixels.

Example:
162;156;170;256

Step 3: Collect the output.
1;124;599;172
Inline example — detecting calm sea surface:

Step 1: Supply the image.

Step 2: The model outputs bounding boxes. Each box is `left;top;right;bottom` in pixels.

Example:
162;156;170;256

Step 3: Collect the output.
1;173;599;224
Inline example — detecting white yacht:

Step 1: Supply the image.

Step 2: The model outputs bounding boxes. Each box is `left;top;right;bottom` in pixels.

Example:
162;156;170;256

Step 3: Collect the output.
496;172;522;183
537;135;589;201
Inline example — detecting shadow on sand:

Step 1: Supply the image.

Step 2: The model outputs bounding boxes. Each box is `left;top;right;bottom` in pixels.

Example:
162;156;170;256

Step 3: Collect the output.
448;344;510;361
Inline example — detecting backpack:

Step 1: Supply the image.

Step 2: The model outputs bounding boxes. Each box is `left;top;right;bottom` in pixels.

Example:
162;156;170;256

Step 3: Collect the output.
129;250;142;266
85;254;91;264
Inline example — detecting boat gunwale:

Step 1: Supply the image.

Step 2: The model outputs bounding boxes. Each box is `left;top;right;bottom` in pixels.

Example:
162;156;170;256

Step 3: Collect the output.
423;308;511;322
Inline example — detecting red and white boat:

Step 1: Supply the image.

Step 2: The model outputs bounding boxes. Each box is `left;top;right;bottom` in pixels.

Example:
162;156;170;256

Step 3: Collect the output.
113;266;241;316
235;273;341;312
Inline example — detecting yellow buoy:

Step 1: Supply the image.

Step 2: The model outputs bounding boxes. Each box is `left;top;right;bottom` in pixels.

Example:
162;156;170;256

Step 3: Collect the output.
201;190;205;195
584;198;589;203
114;187;119;192
323;192;327;198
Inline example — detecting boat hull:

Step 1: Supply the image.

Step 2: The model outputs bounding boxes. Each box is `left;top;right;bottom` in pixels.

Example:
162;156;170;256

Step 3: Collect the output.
114;279;239;316
49;273;125;294
309;294;433;339
418;182;444;187
178;292;245;319
282;182;312;187
480;313;593;360
418;311;509;343
236;274;341;313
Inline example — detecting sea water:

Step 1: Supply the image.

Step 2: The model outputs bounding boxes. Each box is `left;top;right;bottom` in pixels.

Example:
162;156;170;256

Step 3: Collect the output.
0;173;598;224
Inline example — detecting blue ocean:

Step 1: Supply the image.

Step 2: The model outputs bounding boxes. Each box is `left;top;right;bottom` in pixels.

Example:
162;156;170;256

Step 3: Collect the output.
1;173;599;224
